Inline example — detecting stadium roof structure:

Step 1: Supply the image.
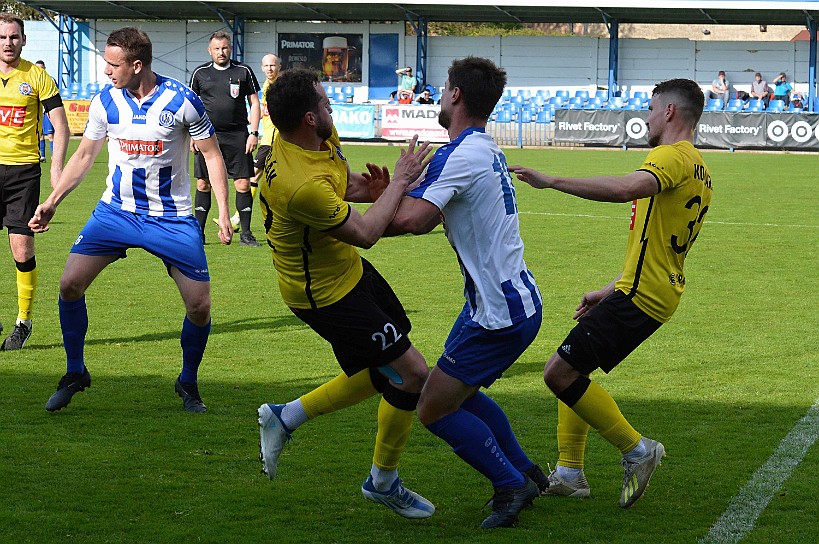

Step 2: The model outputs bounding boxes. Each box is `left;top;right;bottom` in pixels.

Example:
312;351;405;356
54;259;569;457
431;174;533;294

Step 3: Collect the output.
21;0;819;110
19;0;819;25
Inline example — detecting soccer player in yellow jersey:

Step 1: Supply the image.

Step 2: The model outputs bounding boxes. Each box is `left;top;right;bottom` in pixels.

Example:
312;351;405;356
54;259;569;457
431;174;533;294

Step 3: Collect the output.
510;78;712;509
0;13;69;350
256;68;437;519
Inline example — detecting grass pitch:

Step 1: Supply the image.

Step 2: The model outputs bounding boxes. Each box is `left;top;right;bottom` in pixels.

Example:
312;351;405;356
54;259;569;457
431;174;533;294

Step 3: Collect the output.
0;142;817;543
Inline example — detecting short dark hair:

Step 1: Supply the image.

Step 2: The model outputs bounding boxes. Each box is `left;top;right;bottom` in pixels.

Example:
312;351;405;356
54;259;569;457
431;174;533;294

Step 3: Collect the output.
755;72;762;78
718;70;725;76
0;13;24;35
107;27;152;67
652;78;704;127
447;56;507;120
209;31;231;44
267;68;322;133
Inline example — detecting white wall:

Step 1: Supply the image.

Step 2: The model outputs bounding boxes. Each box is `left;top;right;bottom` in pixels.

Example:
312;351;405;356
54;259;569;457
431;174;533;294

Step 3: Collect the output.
27;19;816;97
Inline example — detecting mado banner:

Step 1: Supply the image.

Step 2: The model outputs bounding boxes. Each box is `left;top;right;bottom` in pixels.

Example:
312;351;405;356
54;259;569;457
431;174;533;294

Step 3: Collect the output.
331;104;375;139
380;105;450;142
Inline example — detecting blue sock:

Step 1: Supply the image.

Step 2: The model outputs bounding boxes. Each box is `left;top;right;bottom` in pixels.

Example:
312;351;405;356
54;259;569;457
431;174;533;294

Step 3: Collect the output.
59;296;87;374
425;408;525;489
179;316;210;383
39;139;45;158
462;391;534;473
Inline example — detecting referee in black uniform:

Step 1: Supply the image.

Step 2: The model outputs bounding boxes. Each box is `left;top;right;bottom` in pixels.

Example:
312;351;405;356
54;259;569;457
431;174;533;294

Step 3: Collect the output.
191;31;261;246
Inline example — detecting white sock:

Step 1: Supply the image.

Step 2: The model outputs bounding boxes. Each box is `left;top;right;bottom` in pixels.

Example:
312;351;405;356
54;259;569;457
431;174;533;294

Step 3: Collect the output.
280;399;308;431
556;465;583;482
370;464;398;491
623;437;648;462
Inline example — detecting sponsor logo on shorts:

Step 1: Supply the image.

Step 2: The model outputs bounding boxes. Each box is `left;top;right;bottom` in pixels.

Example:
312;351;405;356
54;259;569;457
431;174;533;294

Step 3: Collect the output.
74;234;84;245
195;268;209;275
18;82;32;96
561;344;571;355
117;139;164;155
442;351;456;365
0;105;26;127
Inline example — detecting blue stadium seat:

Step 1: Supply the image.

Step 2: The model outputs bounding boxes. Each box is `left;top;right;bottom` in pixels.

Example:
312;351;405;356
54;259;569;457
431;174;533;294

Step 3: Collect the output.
555;89;570;100
624;103;640;111
747;104;763;112
536;89;550;100
502;89;512;101
495;110;513;123
726;99;743;111
626;97;642;108
324;84;335;96
69;82;82;97
606;97;625;110
786;103;802;113
341;85;354;96
536;110;551;124
705;98;724;111
548;96;565;108
616;91;630;101
567;96;584;109
511;95;525;106
517;89;532;101
585;97;603;109
747;99;764;110
333;92;346;103
634;91;649;104
767;99;785;112
574;90;589;102
595;89;609;100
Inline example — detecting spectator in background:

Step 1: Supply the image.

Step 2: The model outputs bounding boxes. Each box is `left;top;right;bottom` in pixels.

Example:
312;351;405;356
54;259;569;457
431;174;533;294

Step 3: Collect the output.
791;91;804;109
395;66;417;104
415;88;434;104
706;70;730;107
750;73;770;107
771;73;792;106
34;60;56;162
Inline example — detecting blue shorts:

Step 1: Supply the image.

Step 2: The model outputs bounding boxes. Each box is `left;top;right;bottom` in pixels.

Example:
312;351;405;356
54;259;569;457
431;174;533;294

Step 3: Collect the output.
70;202;210;282
42;113;54;135
436;304;542;388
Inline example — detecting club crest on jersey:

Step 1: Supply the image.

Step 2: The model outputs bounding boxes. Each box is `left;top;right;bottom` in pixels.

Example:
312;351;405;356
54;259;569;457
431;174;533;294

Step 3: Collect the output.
18;82;32;96
158;110;174;127
334;145;346;162
230;82;240;98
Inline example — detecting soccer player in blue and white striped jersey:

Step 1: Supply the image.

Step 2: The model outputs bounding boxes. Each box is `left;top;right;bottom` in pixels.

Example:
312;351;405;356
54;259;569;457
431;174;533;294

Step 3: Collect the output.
30;27;233;413
388;57;547;529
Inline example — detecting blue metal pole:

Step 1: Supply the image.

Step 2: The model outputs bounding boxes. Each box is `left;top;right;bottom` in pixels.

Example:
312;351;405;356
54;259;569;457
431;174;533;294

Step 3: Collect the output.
608;20;619;101
809;18;817;112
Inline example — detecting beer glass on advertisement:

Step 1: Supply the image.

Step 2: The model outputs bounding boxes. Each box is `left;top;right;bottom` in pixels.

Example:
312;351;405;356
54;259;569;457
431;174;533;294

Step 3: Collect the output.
322;36;350;81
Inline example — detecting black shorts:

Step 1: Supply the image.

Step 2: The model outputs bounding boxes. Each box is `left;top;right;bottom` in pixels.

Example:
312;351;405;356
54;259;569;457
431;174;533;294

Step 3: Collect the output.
290;258;412;376
194;131;254;180
557;290;662;374
0;163;40;235
253;145;271;170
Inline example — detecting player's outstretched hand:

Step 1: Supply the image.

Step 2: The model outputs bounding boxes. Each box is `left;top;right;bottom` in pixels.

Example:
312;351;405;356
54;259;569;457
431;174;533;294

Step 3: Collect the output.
216;215;233;245
28;203;56;233
362;163;390;201
392;135;433;189
508;165;551;189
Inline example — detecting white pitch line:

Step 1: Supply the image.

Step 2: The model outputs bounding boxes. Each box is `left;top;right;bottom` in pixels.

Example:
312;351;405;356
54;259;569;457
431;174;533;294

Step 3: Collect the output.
699;397;819;544
518;211;819;229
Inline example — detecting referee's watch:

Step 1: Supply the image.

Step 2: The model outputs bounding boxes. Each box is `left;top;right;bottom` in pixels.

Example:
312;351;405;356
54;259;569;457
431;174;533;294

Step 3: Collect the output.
249;130;259;137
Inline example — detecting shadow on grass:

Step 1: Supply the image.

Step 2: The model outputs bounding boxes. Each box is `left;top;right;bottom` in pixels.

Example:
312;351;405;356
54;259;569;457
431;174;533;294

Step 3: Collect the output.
21;314;307;351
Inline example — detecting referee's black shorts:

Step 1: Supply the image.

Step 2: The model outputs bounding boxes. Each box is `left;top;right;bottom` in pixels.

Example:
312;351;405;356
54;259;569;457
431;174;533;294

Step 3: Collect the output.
253;145;271;170
290;258;412;376
0;163;41;235
194;130;254;180
556;290;662;375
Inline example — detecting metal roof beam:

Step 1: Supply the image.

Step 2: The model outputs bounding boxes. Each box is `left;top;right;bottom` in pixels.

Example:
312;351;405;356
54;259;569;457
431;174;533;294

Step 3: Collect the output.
699;9;720;24
493;5;521;24
294;3;338;21
103;1;157;20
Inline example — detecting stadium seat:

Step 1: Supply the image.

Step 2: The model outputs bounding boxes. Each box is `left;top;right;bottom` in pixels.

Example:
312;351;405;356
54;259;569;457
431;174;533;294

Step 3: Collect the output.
495;110;513;123
616;91;630;101
747;99;764;110
606;97;625;110
333;91;346;103
548;96;565;108
747;103;763;112
624;104;640;111
502;89;512;101
767;99;785;112
80;86;91;99
585;97;603;109
517;89;532;101
634;91;649;105
69;82;82;97
324;84;335;96
705;98;724;112
567;96;584;109
574;90;589;102
726;99;743;111
786;103;802;113
536;89;550;100
626;97;642;108
511;95;525;106
595;89;609;100
536;110;551;124
555;89;570;100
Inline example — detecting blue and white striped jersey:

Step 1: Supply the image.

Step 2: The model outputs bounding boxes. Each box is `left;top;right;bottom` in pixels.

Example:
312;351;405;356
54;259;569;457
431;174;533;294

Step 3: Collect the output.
408;127;541;329
84;74;215;216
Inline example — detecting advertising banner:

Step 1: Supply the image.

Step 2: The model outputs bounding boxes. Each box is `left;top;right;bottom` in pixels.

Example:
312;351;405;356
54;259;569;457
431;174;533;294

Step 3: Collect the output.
331;104;375;139
553;109;625;146
554;109;819;151
64;99;91;135
278;33;362;83
380;105;449;142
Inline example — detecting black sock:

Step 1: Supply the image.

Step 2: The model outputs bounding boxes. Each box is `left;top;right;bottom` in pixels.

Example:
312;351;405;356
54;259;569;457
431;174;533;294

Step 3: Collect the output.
194;190;211;232
236;190;253;233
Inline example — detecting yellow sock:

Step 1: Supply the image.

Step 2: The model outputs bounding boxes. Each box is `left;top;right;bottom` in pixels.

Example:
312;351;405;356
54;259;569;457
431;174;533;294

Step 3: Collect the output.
373;397;413;471
556;400;590;469
16;267;37;322
570;380;641;454
300;369;378;420
250;183;258;200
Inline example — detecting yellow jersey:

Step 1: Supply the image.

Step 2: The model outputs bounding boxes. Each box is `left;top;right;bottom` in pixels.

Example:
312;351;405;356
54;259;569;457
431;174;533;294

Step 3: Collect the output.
259;127;363;309
0;59;60;164
615;140;713;323
259;79;276;147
